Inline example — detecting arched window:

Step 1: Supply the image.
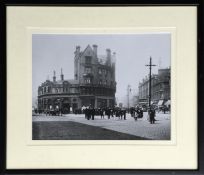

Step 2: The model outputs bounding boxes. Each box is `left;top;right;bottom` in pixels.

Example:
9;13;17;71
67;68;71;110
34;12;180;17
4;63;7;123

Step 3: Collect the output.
84;78;91;84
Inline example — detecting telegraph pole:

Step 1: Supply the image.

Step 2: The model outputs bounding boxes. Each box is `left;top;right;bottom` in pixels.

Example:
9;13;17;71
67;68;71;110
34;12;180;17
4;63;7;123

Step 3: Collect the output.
145;57;156;107
127;84;131;111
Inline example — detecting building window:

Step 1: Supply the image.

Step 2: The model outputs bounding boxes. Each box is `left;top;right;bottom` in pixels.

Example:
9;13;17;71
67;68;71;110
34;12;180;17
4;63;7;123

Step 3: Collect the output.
84;78;91;84
98;68;102;75
75;74;78;80
85;67;92;74
52;88;55;93
84;88;88;94
85;56;92;64
103;69;107;76
64;87;68;92
59;88;62;93
81;88;85;94
48;86;51;93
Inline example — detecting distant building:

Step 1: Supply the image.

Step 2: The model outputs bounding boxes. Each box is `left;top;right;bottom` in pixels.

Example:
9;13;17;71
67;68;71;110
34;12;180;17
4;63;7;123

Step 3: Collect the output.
37;45;116;113
138;68;170;106
119;103;123;108
131;95;139;107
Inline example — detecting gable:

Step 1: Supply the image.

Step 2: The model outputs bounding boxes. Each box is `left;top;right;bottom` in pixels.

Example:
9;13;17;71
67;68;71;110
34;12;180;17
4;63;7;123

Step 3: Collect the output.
81;45;94;57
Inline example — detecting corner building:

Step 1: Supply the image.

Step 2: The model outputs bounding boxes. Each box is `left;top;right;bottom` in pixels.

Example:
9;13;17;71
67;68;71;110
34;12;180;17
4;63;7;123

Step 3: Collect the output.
37;45;116;113
138;68;170;106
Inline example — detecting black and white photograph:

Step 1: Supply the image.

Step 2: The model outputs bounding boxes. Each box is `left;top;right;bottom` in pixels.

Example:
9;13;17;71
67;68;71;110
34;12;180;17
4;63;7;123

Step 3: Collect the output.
32;34;171;140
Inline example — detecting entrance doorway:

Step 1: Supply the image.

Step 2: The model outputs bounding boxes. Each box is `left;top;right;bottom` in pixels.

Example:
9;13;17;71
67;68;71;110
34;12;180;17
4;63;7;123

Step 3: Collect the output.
62;103;70;114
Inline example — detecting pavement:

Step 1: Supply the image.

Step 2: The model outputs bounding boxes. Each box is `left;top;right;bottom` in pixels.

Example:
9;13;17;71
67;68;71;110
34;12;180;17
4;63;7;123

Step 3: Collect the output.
33;112;170;140
33;121;149;140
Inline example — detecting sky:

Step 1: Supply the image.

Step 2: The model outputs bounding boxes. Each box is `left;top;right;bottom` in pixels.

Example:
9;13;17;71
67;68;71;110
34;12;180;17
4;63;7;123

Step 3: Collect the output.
32;34;171;106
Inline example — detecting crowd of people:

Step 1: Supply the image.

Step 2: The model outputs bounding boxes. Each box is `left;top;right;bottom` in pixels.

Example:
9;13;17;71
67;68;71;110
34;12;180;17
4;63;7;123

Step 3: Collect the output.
33;105;158;124
82;106;157;124
83;107;126;120
82;107;146;121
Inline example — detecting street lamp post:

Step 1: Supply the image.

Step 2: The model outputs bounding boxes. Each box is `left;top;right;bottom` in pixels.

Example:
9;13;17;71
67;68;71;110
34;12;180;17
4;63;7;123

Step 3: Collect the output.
127;84;131;112
145;57;156;108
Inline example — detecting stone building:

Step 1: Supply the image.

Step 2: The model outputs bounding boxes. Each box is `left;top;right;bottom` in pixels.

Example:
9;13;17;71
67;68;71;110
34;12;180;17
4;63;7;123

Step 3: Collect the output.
37;45;116;113
138;68;170;106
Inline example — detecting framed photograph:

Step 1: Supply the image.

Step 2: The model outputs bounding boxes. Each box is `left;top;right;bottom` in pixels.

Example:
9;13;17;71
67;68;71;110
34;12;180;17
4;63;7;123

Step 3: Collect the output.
31;31;172;142
0;0;203;174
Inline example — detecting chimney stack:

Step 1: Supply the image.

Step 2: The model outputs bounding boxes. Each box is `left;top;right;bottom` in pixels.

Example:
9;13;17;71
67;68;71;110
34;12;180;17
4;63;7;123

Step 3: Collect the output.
106;49;111;65
93;44;98;56
53;70;56;82
75;46;80;55
60;68;64;81
112;52;116;63
46;75;50;81
106;48;111;59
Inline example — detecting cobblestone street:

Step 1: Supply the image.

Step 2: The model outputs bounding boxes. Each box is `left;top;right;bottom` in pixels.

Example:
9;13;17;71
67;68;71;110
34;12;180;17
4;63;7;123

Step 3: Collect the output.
33;112;170;140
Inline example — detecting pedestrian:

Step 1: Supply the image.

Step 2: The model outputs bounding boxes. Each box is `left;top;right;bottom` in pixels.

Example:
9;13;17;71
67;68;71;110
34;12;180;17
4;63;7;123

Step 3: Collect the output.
130;107;134;117
123;109;126;120
100;109;104;119
140;108;143;118
115;109;120;118
91;108;95;120
88;108;92;120
107;108;111;119
111;109;114;118
163;106;166;114
85;107;91;120
84;108;88;119
149;107;156;124
134;109;139;121
103;109;106;119
120;109;123;120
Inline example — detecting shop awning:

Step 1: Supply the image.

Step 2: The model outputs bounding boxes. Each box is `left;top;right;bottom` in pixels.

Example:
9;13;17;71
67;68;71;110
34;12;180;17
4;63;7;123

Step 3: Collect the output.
158;100;164;106
151;101;157;105
164;100;171;106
